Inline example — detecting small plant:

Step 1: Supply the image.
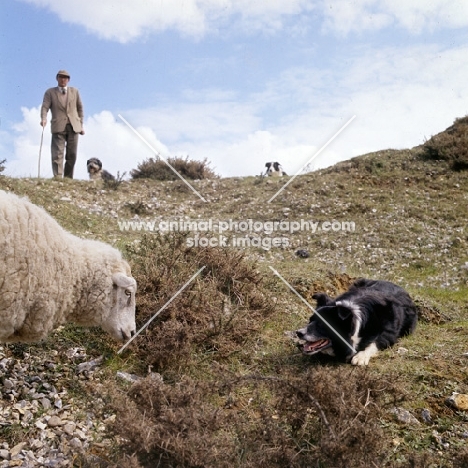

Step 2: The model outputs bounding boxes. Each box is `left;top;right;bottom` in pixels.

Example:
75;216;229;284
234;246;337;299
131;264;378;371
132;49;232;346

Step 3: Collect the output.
130;155;217;181
0;158;6;174
124;199;150;216
103;171;126;190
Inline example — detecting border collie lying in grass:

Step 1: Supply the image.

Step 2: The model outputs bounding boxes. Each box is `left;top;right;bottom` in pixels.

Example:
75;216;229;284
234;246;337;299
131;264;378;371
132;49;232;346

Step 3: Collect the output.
295;278;417;366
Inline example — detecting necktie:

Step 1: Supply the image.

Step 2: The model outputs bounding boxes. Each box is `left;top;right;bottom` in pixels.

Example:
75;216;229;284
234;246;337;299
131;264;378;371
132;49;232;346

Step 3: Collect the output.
61;88;66;94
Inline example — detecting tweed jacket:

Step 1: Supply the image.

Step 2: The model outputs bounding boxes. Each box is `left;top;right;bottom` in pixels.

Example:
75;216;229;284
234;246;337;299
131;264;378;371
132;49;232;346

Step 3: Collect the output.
40;87;84;134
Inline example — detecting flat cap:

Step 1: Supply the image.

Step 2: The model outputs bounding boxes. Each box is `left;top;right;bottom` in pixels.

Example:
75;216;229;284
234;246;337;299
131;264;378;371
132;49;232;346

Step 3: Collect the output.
56;70;70;78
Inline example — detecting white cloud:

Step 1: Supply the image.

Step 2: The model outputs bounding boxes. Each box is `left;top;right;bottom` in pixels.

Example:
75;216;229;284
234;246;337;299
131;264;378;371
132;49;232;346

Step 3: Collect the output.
322;0;468;35
126;99;260;143
18;0;468;42
19;0;313;42
7;107;47;178
379;0;468;32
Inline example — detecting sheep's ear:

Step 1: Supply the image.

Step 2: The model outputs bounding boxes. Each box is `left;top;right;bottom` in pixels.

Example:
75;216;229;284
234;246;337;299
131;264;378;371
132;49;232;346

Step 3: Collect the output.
112;272;136;290
122;260;132;276
312;293;332;307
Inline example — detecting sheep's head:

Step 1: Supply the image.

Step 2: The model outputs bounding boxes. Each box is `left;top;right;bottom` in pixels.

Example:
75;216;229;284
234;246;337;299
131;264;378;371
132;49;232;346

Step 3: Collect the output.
102;272;137;341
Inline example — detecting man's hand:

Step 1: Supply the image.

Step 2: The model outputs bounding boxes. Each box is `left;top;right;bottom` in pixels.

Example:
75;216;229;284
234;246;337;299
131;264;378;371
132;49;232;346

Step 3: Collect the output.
40;120;47;127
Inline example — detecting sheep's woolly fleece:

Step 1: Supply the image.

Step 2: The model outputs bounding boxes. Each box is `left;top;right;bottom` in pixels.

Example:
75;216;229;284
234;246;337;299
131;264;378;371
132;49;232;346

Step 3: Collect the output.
0;190;137;343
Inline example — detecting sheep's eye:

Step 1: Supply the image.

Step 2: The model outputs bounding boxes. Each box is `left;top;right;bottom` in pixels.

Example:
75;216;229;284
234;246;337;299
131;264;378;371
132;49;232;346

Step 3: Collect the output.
125;290;132;296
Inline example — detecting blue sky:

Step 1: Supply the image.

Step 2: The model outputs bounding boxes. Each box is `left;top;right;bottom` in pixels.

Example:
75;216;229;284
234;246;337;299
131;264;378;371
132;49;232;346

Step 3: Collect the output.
2;0;468;180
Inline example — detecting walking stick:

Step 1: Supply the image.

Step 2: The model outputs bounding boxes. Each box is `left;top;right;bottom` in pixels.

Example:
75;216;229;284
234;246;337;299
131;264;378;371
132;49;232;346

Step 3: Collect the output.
38;126;44;178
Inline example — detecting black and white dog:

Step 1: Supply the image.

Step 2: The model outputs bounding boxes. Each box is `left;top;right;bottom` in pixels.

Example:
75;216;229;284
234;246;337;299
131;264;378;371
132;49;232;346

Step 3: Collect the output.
86;158;115;181
264;161;287;177
295;279;418;366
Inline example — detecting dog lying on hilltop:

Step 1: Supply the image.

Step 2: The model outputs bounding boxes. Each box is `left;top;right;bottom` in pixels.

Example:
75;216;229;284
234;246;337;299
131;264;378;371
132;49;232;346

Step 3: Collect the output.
295;278;417;366
264;161;287;176
87;158;115;181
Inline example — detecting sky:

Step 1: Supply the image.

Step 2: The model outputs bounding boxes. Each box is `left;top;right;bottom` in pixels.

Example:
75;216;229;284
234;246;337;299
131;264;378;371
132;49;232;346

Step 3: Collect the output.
1;0;468;180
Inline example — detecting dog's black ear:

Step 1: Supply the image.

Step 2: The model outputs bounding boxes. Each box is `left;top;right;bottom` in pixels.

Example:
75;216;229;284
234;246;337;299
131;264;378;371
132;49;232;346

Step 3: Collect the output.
337;305;352;320
312;293;332;307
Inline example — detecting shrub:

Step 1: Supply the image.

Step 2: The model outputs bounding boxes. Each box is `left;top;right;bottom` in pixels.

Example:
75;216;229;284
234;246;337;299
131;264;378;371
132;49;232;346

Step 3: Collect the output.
123;232;276;372
111;367;405;468
130;156;217;181
422;115;468;170
103;171;126;190
0;159;6;174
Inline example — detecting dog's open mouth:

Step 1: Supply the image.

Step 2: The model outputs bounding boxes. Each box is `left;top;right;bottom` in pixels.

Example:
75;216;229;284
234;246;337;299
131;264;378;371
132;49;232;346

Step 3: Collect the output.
300;338;332;355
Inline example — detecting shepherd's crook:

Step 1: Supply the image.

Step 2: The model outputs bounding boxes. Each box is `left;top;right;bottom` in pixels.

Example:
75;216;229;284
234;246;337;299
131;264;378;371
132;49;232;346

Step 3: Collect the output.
38;126;44;178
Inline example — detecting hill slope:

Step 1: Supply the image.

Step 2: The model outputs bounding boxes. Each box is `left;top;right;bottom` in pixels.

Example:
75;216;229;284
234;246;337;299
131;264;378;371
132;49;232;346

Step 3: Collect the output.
0;128;467;467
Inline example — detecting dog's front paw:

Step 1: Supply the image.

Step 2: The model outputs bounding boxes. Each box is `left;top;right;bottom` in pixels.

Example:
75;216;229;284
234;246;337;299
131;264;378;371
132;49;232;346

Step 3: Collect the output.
351;351;370;366
351;343;378;366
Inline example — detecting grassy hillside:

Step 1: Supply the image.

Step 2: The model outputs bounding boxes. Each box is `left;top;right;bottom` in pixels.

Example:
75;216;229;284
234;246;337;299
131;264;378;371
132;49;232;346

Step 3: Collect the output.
0;124;467;467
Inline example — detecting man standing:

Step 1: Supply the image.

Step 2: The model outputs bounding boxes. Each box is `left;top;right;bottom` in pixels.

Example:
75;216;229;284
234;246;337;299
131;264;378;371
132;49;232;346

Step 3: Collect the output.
40;70;85;178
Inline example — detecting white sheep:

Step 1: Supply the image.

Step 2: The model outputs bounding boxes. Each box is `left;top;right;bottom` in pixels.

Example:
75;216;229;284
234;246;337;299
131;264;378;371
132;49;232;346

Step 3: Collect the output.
0;190;137;343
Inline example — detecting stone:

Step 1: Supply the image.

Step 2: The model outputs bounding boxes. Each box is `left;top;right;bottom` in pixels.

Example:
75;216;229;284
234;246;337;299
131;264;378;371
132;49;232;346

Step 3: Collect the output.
421;408;432;423
76;356;103;374
35;421;47;431
446;392;468;411
40;398;52;410
389;407;420;425
69;438;83;450
10;442;26;457
116;371;140;383
47;416;63;427
295;249;310;258
63;422;76;435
